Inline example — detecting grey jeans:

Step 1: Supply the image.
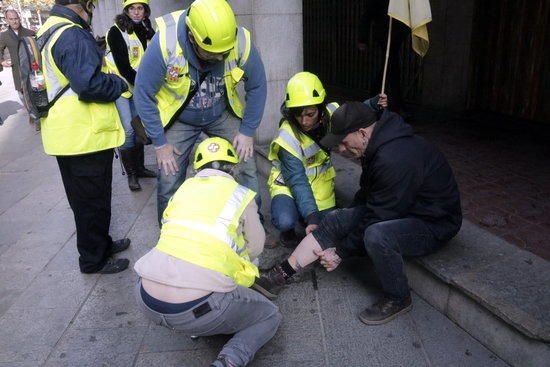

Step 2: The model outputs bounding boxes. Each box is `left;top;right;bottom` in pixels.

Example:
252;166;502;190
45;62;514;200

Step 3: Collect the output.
135;280;281;366
157;111;259;222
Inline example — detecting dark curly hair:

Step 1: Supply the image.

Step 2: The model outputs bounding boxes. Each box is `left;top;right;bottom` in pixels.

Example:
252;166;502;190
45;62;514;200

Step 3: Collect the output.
115;3;154;38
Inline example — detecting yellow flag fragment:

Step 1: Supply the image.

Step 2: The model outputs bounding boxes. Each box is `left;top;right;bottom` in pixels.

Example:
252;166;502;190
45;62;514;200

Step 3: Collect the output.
388;0;432;56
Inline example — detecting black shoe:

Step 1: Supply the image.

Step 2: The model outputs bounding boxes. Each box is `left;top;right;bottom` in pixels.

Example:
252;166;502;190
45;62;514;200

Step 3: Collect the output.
136;143;157;178
109;238;131;255
359;296;412;325
279;229;299;248
97;258;129;274
251;265;287;300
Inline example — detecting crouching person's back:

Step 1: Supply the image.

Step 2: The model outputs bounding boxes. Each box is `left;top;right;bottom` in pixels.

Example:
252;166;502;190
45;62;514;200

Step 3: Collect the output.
134;137;281;367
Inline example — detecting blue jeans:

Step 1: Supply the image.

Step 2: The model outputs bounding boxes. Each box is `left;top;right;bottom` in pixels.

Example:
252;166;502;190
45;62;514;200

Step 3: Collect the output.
270;194;333;232
312;206;442;301
115;97;138;149
157;111;259;223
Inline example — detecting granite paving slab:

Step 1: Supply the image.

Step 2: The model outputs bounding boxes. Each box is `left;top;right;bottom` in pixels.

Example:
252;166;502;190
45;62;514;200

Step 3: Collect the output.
43;326;147;367
453;252;550;341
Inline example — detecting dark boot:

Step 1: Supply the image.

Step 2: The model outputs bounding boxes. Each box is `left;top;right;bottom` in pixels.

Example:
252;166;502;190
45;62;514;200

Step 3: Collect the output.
135;143;157;178
359;296;412;325
120;148;141;191
251;265;288;300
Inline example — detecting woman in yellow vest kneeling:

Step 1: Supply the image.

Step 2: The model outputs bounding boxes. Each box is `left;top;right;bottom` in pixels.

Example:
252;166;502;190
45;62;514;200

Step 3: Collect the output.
134;137;281;367
268;72;340;248
268;72;387;249
105;0;156;191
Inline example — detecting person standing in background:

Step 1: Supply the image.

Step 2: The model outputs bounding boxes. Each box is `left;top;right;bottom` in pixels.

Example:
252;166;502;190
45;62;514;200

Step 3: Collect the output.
38;0;131;274
105;0;157;191
0;9;36;126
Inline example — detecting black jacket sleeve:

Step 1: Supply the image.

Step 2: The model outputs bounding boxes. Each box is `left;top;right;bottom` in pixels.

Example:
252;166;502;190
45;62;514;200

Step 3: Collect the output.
106;26;136;86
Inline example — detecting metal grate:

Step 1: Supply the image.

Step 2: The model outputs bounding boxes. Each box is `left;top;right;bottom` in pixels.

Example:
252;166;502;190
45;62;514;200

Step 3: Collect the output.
303;0;424;104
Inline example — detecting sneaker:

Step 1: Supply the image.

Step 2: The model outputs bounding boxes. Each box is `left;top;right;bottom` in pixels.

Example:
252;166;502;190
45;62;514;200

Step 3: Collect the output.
108;238;131;255
279;229;299;248
358;296;412;325
97;258;130;274
251;265;287;300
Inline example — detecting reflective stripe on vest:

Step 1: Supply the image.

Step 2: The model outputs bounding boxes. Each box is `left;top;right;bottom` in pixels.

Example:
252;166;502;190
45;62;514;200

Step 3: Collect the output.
41;23;78;101
325;102;339;115
154;10;251;127
161;184;251;256
155;175;258;287
271;159;333;178
37;16;124;156
105;24;145;98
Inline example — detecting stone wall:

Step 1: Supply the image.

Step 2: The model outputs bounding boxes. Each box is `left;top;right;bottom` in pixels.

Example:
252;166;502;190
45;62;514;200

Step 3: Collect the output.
92;0;303;145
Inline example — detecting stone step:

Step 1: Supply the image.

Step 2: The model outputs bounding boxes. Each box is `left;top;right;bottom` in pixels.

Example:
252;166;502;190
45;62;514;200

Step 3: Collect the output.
254;145;550;367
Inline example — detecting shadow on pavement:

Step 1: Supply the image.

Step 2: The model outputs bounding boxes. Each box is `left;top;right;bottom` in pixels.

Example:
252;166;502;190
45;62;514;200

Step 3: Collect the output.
0;100;23;123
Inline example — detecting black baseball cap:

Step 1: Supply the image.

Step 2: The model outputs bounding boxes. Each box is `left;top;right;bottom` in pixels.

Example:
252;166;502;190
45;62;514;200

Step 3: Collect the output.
320;101;378;148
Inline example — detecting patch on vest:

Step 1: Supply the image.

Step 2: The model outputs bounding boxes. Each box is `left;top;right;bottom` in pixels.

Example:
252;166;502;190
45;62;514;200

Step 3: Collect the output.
306;157;316;165
208;142;220;152
131;46;140;59
166;64;183;81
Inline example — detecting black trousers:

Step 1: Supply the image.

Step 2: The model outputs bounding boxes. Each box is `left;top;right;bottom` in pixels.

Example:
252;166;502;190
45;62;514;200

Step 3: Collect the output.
56;149;114;273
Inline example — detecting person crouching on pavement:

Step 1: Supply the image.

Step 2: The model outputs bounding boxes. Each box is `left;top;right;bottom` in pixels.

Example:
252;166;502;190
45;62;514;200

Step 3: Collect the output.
253;102;462;325
134;137;281;367
268;72;387;248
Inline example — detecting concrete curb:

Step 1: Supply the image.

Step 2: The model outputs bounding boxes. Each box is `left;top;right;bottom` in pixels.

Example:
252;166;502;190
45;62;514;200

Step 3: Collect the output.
254;145;550;367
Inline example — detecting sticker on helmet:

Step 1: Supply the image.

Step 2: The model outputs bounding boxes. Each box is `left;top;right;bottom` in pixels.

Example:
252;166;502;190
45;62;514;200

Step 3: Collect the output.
207;143;220;152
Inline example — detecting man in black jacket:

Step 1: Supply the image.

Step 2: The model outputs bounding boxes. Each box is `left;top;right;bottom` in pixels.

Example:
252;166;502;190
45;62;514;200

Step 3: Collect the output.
0;9;35;94
253;102;462;325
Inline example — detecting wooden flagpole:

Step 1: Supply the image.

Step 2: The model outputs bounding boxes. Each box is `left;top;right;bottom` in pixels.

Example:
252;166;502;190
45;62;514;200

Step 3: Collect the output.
381;17;393;94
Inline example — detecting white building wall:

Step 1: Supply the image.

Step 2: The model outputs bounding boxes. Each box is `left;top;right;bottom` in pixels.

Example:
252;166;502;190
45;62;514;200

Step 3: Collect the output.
93;0;302;145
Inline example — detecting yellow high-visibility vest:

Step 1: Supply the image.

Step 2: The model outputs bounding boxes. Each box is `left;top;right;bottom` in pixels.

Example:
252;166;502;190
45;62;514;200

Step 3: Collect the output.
105;23;145;98
156;174;259;287
37;16;124;156
267;103;339;211
154;10;251;127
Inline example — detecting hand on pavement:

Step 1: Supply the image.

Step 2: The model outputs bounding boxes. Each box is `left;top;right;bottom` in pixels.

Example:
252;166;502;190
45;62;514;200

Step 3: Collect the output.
314;247;342;272
233;133;254;162
378;93;388;108
155;144;182;176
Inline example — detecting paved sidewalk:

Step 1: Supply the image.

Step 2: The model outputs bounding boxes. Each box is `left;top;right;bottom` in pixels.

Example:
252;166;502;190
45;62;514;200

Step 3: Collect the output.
0;71;508;366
